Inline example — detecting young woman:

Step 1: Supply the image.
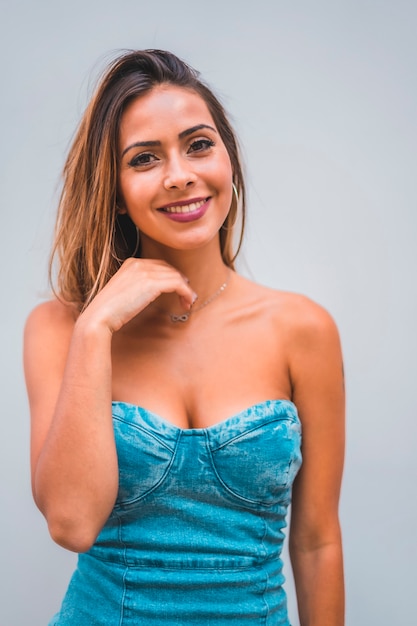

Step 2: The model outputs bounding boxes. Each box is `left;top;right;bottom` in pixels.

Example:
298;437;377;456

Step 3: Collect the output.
24;49;345;625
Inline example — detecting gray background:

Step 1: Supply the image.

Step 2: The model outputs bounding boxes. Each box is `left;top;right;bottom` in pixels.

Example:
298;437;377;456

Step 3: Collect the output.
1;1;416;624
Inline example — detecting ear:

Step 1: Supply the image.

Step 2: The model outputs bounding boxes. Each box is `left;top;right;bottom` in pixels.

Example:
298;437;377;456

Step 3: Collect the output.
116;202;128;215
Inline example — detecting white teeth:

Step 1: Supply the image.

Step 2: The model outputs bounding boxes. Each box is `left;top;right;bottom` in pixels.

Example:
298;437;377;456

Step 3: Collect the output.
164;200;206;213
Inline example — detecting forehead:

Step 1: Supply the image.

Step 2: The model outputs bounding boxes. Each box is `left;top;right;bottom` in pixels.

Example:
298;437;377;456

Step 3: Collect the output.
119;85;216;139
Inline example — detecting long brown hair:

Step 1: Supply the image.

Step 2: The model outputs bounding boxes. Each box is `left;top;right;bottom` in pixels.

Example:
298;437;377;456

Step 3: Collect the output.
50;49;246;308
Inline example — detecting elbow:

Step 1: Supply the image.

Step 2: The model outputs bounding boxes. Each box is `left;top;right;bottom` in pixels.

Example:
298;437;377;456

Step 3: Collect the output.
47;515;100;553
33;473;117;552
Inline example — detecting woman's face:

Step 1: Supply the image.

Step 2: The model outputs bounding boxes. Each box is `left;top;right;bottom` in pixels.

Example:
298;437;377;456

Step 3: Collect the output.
117;84;233;256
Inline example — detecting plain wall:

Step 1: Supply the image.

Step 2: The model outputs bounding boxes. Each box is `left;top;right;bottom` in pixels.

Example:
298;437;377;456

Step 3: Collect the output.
1;1;416;624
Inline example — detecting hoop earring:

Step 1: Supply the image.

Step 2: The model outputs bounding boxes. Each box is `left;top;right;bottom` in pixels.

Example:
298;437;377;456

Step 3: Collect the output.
232;183;239;206
222;182;239;231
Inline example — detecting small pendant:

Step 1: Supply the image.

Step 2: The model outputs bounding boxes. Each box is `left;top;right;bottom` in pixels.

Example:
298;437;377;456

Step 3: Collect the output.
170;313;190;323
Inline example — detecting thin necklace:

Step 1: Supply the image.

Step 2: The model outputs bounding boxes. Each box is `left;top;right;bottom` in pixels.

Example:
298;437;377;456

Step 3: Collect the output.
162;270;231;323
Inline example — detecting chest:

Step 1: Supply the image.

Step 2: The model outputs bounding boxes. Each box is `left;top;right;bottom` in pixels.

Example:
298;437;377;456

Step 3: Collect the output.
110;312;291;428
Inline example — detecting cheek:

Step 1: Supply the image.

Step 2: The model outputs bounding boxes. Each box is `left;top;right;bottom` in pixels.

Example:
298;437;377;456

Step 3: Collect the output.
204;153;233;187
118;173;152;209
220;157;233;183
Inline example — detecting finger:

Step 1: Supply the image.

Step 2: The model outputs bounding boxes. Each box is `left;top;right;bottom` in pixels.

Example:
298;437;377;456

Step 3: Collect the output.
179;292;198;311
167;280;197;309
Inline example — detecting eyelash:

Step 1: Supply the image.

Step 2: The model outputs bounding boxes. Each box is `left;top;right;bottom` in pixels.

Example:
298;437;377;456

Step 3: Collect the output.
188;138;215;152
128;153;157;167
127;138;215;168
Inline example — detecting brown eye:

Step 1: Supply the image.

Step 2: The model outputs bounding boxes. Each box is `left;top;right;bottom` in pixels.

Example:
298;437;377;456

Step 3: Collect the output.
188;139;215;153
128;152;158;167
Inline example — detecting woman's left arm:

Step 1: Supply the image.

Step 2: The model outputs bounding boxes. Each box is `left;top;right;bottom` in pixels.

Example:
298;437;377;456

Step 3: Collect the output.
288;298;345;626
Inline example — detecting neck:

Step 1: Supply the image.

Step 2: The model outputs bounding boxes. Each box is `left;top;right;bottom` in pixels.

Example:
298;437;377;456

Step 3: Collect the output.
140;237;230;298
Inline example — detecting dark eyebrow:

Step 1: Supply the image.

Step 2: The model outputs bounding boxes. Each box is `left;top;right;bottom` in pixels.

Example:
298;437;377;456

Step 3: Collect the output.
178;124;217;139
121;140;161;158
121;124;217;158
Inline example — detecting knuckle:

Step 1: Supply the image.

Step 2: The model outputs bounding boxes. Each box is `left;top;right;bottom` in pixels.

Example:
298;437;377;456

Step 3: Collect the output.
122;257;136;269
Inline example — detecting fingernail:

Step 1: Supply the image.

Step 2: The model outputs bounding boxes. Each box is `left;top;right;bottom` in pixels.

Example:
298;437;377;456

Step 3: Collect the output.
192;292;198;303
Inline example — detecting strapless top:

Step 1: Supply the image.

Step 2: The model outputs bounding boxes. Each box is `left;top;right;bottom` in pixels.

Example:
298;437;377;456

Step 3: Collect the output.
50;399;302;625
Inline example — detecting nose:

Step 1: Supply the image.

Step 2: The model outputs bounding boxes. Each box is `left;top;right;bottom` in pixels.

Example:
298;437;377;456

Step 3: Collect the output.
163;155;196;190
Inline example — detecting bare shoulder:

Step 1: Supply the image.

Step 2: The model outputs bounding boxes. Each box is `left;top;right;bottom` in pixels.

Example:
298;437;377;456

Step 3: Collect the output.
25;298;78;341
24;299;79;378
25;299;80;430
276;291;339;342
236;274;339;342
236;280;345;437
257;287;345;411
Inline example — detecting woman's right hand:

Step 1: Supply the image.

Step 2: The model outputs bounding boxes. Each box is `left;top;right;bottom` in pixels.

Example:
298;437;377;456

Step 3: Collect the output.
81;258;197;333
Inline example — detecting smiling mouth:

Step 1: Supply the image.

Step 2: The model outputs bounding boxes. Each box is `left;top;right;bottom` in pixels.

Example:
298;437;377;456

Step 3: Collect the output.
159;198;208;214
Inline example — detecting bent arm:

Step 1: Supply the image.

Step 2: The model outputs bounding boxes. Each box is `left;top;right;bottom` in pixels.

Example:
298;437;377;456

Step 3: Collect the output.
24;259;196;553
288;300;345;625
24;301;118;552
